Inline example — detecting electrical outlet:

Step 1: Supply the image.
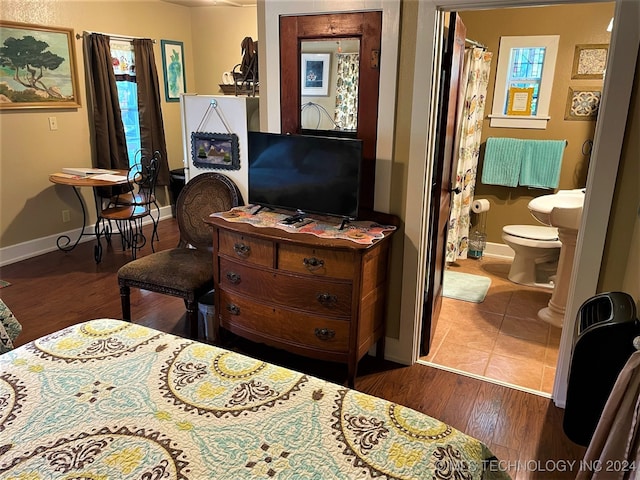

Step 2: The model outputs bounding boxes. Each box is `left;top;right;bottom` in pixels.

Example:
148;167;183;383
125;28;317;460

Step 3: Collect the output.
62;210;70;223
48;116;58;131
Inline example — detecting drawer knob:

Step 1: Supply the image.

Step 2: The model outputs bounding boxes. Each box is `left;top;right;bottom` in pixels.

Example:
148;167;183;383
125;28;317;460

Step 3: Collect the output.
233;242;251;257
226;304;240;315
226;272;241;284
303;257;324;270
317;293;338;306
314;328;336;340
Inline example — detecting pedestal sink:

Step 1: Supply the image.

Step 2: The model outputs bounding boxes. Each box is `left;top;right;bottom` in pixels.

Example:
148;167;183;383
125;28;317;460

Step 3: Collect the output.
528;190;585;328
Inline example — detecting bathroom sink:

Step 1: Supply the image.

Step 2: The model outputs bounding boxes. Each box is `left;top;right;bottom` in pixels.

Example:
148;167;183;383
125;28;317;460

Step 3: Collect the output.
528;190;585;228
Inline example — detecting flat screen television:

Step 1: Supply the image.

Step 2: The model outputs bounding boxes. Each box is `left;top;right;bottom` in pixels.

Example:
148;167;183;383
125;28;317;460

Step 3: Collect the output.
248;131;362;219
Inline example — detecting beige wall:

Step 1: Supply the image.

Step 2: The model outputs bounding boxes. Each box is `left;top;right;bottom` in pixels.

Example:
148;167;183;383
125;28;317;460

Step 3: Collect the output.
459;3;615;243
0;1;256;249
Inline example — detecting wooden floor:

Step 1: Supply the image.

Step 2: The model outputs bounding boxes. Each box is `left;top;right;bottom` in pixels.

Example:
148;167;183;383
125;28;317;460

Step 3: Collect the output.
0;218;586;480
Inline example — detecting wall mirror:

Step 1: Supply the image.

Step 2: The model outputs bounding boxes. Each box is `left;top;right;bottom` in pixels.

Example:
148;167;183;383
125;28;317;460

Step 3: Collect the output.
280;11;382;212
300;38;360;136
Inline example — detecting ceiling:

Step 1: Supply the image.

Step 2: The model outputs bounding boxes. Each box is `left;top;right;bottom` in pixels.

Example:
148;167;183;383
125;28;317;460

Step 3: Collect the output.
161;0;256;7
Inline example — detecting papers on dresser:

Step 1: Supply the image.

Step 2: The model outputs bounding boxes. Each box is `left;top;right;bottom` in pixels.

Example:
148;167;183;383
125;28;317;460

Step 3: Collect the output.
62;167;117;177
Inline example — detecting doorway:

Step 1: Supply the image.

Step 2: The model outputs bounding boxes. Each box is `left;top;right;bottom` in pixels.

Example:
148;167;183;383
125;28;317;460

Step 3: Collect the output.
418;3;613;396
409;0;636;407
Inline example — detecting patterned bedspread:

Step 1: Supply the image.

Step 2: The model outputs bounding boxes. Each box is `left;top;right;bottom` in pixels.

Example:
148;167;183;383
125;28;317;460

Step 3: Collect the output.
0;319;509;479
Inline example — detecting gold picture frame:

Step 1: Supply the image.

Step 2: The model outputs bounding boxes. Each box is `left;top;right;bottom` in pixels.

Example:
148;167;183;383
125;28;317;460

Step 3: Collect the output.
565;87;601;121
506;87;533;116
571;44;608;80
0;20;81;109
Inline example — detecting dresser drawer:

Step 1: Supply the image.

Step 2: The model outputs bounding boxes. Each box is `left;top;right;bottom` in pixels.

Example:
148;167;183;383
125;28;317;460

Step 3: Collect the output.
220;258;352;317
278;244;354;279
219;290;350;353
218;229;273;267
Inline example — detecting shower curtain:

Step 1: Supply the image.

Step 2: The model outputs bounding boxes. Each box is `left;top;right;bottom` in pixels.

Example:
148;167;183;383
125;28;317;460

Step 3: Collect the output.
334;53;359;130
446;47;493;262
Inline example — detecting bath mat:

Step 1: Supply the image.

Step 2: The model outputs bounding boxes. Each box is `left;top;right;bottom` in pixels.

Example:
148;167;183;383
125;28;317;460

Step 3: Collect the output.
443;271;491;303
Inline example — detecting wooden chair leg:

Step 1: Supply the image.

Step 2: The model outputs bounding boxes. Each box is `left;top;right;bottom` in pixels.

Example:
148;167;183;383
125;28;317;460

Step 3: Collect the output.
120;284;131;321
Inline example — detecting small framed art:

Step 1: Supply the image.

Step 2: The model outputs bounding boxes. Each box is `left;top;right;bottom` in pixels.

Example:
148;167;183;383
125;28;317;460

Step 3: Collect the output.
571;44;608;80
565;87;601;121
161;39;186;102
191;132;240;170
301;53;331;96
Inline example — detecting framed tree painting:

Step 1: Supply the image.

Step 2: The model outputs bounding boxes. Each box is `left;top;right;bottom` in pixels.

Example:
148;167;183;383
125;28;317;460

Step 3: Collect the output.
191;132;240;170
0;21;81;109
301;53;330;96
161;39;186;102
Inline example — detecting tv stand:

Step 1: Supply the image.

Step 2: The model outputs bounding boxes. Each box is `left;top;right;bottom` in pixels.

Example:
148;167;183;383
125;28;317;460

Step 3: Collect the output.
205;213;396;387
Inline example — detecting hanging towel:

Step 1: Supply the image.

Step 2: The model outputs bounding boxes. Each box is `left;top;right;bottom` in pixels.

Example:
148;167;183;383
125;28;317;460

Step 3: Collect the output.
481;137;523;187
519;139;566;189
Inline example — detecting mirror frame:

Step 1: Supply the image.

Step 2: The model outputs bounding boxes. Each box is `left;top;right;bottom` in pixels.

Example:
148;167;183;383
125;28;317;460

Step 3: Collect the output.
279;11;382;213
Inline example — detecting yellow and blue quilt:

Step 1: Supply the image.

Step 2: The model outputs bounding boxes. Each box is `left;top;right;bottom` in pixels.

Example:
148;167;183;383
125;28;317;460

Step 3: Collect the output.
0;319;509;479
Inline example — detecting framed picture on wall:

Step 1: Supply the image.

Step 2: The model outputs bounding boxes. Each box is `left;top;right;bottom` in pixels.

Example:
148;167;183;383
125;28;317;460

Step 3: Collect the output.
301;53;331;96
571;44;608;80
161;39;186;102
191;132;240;170
0;21;81;109
565;87;602;121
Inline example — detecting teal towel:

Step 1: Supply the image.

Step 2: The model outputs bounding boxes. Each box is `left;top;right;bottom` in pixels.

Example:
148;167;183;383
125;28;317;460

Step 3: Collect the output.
481;138;523;187
519;140;566;189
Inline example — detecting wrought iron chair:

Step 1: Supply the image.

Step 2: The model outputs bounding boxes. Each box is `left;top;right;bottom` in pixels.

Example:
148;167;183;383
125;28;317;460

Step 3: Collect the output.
97;151;160;260
117;173;243;338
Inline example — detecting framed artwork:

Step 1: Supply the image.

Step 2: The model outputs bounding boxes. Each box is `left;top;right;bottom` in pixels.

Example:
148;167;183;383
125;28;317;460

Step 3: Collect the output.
301;53;331;96
160;39;186;102
191;132;240;170
506;87;533;116
0;21;80;110
571;44;608;80
565;87;601;121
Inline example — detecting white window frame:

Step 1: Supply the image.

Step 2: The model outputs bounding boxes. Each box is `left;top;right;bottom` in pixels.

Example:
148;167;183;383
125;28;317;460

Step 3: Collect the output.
489;35;560;129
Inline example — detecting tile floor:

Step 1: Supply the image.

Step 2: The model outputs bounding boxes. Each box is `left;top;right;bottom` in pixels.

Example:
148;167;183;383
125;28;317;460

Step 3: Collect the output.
420;256;562;395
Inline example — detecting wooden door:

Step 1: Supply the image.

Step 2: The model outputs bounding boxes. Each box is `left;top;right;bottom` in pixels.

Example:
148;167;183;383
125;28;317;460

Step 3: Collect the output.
421;13;466;355
279;12;382;214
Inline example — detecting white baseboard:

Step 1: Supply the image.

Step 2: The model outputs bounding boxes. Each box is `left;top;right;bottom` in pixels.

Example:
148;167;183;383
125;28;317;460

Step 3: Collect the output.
0;206;173;267
483;241;514;260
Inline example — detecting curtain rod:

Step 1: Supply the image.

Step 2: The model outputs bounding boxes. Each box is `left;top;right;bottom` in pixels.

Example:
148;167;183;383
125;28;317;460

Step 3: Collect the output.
465;38;486;49
76;31;156;44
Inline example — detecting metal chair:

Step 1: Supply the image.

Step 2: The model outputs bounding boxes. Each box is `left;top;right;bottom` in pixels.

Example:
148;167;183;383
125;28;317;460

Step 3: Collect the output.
97;151;160;260
117;173;243;338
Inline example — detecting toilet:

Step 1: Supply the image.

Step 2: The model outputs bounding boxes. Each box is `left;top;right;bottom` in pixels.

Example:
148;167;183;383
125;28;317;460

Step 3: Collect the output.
501;225;562;288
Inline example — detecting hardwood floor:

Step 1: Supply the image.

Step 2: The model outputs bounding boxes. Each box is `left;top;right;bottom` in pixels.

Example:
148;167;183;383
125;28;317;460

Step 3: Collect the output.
0;218;586;479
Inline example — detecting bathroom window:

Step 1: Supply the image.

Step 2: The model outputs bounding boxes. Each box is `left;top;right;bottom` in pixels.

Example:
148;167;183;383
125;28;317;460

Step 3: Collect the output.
489;35;560;129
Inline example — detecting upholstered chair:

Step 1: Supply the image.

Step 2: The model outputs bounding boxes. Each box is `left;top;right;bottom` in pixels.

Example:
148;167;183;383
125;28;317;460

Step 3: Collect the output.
117;172;243;338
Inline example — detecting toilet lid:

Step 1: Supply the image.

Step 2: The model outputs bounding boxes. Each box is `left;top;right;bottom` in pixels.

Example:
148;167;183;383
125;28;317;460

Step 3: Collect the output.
503;225;559;241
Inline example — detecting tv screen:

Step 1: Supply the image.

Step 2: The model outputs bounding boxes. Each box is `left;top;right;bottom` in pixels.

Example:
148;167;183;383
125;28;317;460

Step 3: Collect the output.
248;132;362;219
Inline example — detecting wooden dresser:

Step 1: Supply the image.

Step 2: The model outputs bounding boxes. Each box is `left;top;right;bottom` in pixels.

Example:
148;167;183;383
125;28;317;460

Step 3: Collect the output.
205;214;395;386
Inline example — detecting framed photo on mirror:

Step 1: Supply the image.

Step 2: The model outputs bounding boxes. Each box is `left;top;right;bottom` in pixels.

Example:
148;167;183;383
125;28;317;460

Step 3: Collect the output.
301;53;330;96
0;21;81;109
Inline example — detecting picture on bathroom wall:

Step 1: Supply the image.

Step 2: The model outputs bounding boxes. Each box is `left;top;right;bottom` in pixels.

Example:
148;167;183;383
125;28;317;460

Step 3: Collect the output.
0;21;81;109
191;132;240;170
565;87;601;121
571;44;608;80
301;53;330;96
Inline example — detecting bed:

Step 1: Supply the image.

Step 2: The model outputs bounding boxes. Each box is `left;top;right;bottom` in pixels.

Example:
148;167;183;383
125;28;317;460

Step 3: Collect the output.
0;319;509;479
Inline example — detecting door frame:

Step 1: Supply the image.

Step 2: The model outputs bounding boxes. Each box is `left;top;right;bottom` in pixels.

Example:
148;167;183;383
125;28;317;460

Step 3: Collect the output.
406;0;638;407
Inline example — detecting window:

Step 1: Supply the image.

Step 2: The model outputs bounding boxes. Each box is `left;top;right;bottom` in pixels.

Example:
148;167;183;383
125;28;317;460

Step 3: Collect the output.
110;40;141;165
490;35;559;129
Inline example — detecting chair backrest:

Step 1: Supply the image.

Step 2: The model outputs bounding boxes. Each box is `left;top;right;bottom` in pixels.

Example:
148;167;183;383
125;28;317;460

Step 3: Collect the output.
129;150;160;206
177;173;243;250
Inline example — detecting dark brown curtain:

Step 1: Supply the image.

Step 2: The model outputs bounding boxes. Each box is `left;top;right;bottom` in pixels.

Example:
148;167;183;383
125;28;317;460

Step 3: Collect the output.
83;33;130;197
133;39;169;187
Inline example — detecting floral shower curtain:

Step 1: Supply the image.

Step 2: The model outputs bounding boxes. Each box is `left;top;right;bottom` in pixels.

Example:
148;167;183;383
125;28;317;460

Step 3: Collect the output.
446;47;493;262
334;53;359;130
